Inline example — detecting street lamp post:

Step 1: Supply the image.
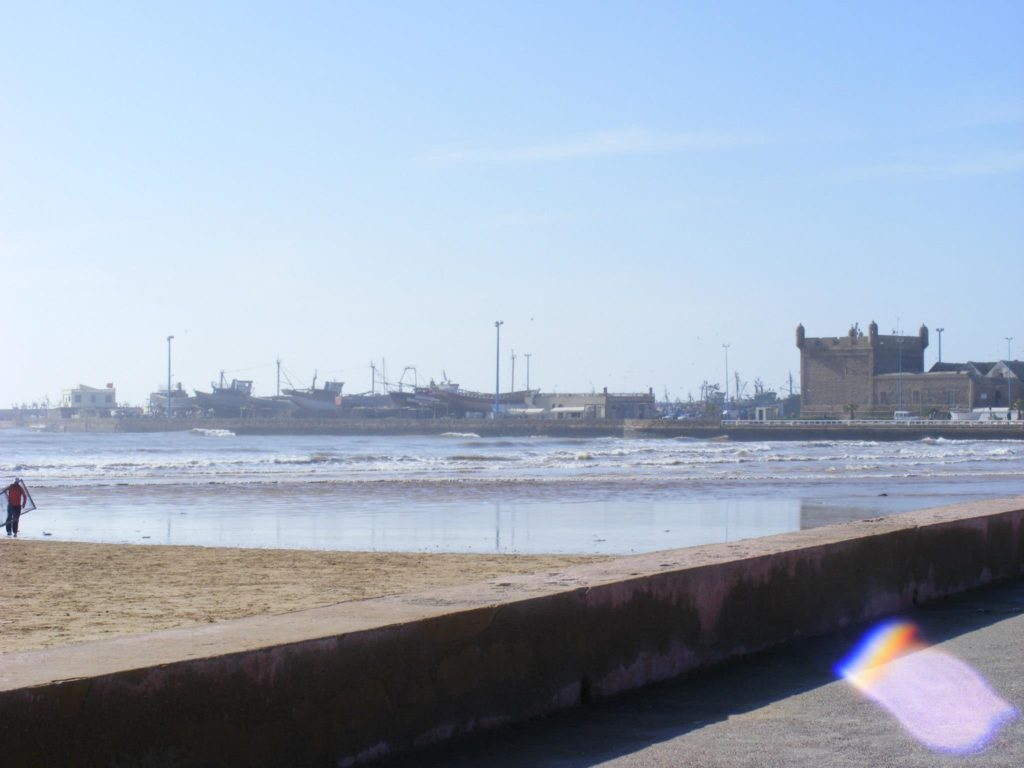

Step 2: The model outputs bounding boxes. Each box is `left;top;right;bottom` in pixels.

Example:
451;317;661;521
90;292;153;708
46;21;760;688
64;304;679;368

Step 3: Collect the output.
722;344;730;407
166;335;174;419
936;327;944;363
510;349;516;392
524;353;531;391
494;321;504;417
1008;337;1015;419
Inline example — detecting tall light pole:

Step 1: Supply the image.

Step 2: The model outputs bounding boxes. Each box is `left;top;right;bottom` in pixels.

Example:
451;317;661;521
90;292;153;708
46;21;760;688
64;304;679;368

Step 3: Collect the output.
722;344;730;405
936;327;944;363
494;321;504;417
1008;337;1015;419
166;335;174;419
524;353;531;391
510;349;516;392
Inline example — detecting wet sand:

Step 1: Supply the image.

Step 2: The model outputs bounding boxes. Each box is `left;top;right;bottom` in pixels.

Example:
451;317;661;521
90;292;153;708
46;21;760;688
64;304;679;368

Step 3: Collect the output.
0;539;606;654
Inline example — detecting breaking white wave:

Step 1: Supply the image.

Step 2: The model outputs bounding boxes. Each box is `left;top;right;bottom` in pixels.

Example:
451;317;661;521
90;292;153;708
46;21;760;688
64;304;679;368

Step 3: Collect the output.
190;428;235;438
2;431;1022;495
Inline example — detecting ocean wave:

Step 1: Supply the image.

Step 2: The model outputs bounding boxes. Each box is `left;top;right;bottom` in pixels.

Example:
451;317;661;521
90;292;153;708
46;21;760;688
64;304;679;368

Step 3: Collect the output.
987;447;1016;456
342;453;413;464
274;452;339;465
441;432;481;439
190;428;235;437
7;434;1023;496
448;454;518;462
23;464;1024;491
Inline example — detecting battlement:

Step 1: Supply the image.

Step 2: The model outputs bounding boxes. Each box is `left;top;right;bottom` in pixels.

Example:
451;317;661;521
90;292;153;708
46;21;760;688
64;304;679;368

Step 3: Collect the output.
797;322;929;415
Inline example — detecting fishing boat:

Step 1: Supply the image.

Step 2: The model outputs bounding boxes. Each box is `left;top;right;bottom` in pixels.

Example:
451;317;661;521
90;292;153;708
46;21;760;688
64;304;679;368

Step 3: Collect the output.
283;378;345;413
284;374;393;414
148;384;194;416
390;378;535;416
194;377;287;417
389;386;444;409
340;392;396;409
433;385;536;415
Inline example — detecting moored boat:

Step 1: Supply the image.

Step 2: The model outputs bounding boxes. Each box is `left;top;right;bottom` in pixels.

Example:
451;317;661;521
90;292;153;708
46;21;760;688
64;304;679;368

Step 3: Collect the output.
148;383;194;416
434;386;537;415
194;378;288;417
283;379;345;412
389;378;535;415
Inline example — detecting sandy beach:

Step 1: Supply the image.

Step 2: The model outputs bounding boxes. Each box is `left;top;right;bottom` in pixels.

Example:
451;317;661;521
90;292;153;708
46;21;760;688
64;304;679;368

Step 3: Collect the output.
0;539;605;654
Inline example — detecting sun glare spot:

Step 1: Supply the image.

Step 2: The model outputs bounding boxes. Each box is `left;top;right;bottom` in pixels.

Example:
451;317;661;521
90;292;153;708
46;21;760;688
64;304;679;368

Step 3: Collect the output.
836;619;1017;754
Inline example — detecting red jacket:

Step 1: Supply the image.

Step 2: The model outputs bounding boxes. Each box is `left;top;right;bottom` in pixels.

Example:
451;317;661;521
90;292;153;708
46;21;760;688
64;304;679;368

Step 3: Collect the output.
7;484;23;507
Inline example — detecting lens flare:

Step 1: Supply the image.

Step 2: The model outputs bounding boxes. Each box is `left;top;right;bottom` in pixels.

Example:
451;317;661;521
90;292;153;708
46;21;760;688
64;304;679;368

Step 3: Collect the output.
836;619;1017;754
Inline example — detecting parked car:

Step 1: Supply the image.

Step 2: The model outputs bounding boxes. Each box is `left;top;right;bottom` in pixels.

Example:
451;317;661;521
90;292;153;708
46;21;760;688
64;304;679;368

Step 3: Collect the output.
893;411;920;421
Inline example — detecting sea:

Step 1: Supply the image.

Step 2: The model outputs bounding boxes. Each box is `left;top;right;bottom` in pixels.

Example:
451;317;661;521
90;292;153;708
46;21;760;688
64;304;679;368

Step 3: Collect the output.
2;428;1022;555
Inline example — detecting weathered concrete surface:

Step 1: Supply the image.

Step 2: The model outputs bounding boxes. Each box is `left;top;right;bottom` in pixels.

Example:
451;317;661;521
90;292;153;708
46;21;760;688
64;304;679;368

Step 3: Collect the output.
1;497;1023;766
385;578;1024;767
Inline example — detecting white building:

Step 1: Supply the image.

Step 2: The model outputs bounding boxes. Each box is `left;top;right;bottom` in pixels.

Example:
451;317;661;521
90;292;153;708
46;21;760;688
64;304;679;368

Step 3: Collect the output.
510;388;658;419
59;384;117;416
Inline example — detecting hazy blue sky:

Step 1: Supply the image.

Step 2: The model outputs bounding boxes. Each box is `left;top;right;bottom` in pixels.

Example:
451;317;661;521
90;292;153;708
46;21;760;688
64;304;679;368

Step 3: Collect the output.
2;1;1021;406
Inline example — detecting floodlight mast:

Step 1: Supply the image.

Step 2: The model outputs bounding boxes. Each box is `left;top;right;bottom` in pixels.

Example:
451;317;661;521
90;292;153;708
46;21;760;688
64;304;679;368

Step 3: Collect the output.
494;321;504;417
166;335;174;418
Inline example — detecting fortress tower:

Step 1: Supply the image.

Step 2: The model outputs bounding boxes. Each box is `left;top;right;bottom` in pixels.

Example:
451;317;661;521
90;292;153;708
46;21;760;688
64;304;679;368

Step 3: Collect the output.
796;322;929;417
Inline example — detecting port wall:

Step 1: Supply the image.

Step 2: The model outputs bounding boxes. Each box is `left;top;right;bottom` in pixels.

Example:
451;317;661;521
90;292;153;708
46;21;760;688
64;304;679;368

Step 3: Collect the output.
1;498;1023;766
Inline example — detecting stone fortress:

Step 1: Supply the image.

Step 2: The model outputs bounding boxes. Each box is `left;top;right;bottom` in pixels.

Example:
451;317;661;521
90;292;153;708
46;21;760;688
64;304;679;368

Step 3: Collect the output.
797;321;1022;419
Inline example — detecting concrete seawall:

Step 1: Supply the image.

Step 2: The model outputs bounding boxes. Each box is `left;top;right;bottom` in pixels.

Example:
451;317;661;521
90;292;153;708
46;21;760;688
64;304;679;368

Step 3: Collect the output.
2;498;1023;766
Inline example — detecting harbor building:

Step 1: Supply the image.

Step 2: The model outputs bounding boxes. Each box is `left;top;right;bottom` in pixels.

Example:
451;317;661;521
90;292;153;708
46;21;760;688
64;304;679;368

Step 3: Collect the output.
514;388;658;420
56;383;117;417
797;322;929;418
927;361;1023;416
797;322;1022;418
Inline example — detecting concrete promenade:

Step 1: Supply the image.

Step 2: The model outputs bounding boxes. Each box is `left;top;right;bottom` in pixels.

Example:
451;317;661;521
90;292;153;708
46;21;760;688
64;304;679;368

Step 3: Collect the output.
385;577;1024;767
1;497;1023;766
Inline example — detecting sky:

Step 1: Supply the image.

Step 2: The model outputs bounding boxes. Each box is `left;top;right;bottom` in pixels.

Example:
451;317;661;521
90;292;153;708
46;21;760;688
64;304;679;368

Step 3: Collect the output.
1;1;1022;407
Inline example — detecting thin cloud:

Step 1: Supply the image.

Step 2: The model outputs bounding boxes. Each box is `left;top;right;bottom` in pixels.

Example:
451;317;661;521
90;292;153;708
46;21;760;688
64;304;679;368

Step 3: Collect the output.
852;151;1024;181
424;129;763;166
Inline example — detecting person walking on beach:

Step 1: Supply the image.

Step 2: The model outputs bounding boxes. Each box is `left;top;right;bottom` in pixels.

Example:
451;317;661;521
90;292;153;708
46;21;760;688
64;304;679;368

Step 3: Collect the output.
5;479;25;537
